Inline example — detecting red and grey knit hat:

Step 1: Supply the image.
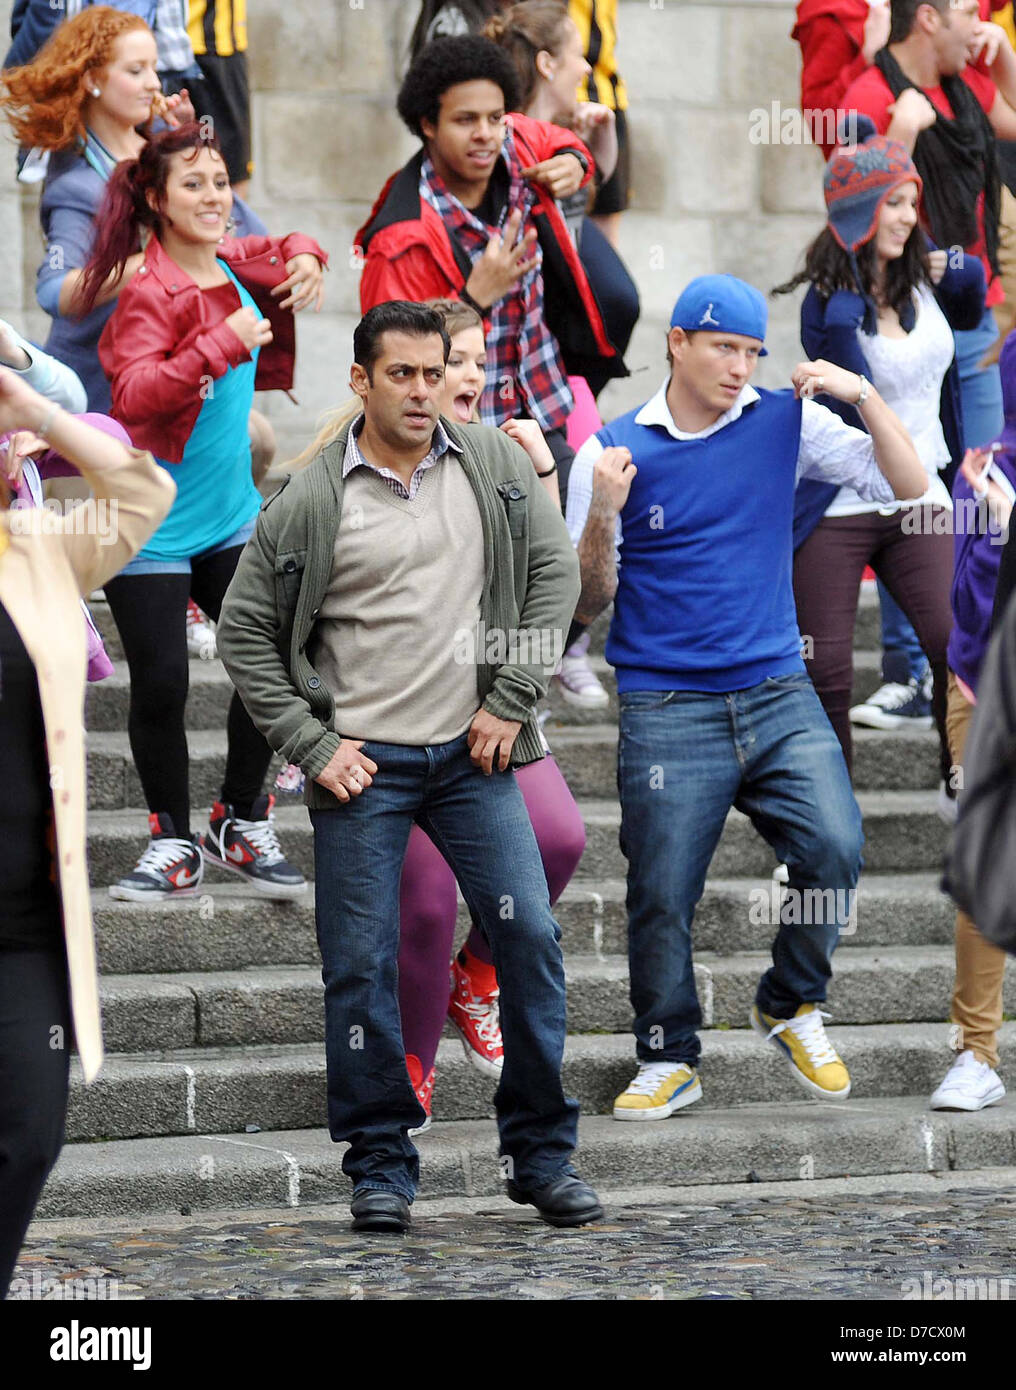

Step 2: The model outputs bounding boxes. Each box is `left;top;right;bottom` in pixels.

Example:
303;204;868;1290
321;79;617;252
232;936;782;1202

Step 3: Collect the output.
823;119;922;254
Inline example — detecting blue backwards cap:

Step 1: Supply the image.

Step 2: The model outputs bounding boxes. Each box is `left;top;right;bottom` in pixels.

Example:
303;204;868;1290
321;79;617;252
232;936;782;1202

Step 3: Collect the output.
670;274;768;355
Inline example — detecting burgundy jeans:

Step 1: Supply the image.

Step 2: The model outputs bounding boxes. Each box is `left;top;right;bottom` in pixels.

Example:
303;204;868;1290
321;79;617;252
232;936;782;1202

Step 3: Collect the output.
792;508;954;781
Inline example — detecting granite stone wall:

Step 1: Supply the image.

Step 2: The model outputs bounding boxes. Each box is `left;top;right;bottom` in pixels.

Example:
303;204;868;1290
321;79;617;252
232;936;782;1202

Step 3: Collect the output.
0;0;825;456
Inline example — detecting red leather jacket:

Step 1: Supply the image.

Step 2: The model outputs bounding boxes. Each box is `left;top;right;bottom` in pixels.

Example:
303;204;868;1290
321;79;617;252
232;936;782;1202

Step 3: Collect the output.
355;113;626;384
99;232;328;463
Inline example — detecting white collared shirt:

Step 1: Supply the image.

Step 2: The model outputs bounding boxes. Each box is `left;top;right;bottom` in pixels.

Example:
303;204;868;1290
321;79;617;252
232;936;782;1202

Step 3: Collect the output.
565;380;897;563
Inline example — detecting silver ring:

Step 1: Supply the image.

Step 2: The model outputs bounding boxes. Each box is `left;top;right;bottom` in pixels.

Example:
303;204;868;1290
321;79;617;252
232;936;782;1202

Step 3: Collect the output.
816;376;824;389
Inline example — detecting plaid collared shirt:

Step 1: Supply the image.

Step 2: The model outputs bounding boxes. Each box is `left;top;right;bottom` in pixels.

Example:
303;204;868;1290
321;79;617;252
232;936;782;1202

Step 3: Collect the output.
342;414;461;501
420;127;573;433
154;0;197;73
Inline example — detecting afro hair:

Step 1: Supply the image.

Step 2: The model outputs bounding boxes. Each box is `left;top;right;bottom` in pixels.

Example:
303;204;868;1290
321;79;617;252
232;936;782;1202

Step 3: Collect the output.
396;35;522;139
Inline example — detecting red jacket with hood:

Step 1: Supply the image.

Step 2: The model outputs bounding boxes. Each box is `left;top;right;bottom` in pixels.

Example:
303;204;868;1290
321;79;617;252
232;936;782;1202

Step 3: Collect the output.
354;112;626;387
99;231;328;463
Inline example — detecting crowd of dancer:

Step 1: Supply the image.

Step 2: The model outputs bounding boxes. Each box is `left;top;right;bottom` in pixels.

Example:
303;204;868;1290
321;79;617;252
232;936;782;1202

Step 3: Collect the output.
1;0;1015;1276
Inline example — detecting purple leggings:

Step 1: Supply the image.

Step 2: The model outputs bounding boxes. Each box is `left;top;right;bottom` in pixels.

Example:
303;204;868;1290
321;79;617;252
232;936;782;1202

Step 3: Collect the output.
397;755;586;1075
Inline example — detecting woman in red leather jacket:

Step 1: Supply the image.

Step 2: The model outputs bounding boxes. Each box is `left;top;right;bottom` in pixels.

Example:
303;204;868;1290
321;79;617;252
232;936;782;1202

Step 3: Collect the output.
78;122;328;905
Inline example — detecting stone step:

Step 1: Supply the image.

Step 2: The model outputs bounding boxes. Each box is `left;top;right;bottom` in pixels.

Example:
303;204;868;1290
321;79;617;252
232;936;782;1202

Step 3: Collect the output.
82;647;889;738
543;648;887;727
37;1095;1016;1220
83;793;952;889
89;872;958;977
577;792;950;878
85;664;235;734
95;949;1016;1053
547;722;939;797
64;1024;1016;1141
582;589;883;657
86;731;286;812
84;593;888;732
84;716;940;810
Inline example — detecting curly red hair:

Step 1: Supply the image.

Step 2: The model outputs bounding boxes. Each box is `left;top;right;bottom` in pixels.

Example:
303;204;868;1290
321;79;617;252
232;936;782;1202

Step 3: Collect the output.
0;6;151;151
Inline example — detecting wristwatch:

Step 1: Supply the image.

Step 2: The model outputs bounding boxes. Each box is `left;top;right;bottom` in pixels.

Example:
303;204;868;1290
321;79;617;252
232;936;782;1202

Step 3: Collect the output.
856;374;870;406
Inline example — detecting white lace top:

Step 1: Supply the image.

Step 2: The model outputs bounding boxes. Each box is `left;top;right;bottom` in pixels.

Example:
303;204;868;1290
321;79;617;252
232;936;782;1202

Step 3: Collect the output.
825;283;955;516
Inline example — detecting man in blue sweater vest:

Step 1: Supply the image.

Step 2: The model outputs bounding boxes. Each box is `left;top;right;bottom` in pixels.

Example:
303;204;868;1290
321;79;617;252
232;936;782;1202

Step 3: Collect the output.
566;274;927;1118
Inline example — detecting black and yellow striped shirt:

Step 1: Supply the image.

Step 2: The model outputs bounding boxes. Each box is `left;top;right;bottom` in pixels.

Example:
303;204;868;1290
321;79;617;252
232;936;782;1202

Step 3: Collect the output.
569;0;627;111
188;0;248;57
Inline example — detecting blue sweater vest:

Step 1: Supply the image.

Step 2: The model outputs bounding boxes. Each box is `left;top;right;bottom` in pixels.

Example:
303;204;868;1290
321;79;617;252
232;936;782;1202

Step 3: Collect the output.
599;389;806;693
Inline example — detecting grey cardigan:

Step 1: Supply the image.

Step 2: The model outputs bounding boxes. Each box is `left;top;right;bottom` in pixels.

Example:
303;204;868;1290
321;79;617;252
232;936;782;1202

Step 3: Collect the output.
217;416;581;810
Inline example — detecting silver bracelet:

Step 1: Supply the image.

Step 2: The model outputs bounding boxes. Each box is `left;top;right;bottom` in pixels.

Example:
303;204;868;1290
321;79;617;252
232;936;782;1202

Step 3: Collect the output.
36;402;59;438
856;374;870;407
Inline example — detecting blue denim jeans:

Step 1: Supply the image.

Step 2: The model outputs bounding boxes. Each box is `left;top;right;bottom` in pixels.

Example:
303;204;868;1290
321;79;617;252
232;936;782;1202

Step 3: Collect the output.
310;734;579;1202
953;308;1004;452
617;674;863;1066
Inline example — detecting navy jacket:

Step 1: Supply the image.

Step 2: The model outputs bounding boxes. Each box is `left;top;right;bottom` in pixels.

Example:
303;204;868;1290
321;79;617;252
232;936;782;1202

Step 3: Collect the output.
793;247;986;550
6;1;157;70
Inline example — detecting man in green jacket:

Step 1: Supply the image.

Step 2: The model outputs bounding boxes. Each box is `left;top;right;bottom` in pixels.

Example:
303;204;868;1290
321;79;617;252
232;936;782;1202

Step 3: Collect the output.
218;301;602;1233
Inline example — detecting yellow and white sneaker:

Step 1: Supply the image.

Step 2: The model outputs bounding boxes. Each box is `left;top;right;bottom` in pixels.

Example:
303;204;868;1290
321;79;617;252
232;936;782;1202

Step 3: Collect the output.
613;1061;702;1121
750;1003;851;1100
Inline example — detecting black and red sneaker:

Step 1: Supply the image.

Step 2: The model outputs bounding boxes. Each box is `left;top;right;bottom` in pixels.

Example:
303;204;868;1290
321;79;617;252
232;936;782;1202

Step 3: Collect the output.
202;794;306;898
108;812;204;902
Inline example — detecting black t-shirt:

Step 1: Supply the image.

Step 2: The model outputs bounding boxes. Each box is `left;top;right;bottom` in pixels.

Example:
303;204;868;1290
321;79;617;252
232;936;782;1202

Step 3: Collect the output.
0;601;62;950
473;158;510;230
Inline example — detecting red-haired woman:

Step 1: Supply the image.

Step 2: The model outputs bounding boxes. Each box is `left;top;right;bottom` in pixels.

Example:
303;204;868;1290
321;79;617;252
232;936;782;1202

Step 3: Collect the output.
78;122;327;903
0;6;262;414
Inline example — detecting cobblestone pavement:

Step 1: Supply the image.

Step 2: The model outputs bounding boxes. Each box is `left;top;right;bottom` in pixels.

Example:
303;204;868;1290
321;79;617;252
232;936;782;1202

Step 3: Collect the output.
10;1174;1016;1301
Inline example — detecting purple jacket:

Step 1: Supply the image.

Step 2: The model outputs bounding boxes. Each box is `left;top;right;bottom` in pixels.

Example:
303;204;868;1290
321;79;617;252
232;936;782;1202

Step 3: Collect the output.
948;334;1016;693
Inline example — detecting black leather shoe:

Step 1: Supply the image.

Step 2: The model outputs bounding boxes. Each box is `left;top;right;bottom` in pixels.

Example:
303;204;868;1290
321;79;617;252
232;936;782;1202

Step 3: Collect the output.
350;1190;411;1233
506;1173;604;1227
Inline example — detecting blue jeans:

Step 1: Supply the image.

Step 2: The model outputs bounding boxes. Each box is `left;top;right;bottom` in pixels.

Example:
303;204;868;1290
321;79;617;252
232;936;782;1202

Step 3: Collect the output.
310;734;579;1202
953;307;1004;452
617;675;863;1066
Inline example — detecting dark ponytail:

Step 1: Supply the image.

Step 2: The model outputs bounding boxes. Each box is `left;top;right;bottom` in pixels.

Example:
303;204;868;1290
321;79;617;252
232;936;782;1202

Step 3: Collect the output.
76;121;223;316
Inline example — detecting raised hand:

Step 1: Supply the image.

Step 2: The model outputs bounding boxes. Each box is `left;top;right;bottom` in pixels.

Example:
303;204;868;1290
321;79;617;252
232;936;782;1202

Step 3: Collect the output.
464;208;539;309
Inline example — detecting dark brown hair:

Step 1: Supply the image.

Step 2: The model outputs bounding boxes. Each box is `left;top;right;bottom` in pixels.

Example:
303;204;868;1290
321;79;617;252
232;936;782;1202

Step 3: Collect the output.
77;122;223;315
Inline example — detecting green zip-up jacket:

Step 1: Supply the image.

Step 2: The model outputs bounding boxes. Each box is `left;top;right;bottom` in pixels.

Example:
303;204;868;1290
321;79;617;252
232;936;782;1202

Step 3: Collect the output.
217;416;581;811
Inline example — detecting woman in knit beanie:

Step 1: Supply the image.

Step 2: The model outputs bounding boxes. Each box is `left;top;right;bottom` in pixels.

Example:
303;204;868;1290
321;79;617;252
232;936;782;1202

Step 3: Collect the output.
774;122;986;803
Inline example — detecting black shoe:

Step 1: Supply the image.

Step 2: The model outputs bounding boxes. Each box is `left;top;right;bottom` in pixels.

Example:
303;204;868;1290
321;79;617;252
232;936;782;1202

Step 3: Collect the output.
506;1172;604;1227
350;1190;411;1233
202;794;306;898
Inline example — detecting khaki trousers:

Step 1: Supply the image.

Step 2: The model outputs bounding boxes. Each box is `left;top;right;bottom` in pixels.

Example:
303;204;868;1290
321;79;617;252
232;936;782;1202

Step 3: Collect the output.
945;672;1008;1067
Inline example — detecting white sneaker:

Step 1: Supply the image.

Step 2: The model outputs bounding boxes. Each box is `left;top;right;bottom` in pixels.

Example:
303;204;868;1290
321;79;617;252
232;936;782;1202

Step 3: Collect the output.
848;678;932;730
929;1049;1005;1111
937;780;959;826
186;600;217;661
612;1060;702;1120
553;632;609;709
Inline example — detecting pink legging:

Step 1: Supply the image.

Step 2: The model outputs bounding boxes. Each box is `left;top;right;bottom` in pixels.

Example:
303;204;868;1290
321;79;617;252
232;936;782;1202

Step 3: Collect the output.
396;755;586;1076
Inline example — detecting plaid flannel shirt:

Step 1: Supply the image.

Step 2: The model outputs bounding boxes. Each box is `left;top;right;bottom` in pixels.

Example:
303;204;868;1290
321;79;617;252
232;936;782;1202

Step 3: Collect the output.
154;0;198;73
420;130;573;433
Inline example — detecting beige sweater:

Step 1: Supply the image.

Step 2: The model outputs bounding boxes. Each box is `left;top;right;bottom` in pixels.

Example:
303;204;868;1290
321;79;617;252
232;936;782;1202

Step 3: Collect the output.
313;458;487;745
